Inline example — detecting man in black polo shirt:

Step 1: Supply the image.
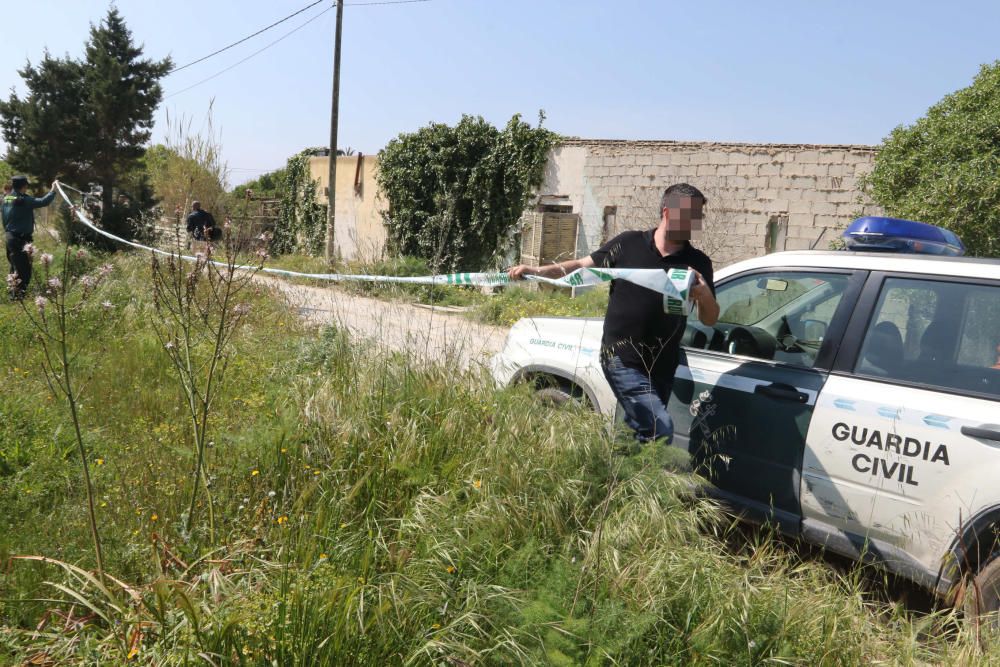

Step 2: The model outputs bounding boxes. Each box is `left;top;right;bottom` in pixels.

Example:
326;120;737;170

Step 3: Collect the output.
509;183;719;447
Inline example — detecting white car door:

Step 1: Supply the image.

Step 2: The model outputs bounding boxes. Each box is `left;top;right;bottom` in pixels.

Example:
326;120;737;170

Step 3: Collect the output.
801;274;1000;590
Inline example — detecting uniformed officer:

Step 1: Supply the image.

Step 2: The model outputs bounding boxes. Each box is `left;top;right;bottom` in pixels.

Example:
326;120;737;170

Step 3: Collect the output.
3;176;56;300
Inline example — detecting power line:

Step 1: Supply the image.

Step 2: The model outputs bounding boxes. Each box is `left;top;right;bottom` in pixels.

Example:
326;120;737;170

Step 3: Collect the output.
167;0;431;76
168;0;326;75
164;7;333;100
344;0;431;4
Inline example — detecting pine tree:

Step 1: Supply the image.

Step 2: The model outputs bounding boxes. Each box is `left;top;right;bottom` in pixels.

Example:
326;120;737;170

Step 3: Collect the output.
0;8;170;232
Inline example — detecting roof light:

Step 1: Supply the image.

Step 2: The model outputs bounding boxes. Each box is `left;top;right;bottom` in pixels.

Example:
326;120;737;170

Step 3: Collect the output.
842;217;965;256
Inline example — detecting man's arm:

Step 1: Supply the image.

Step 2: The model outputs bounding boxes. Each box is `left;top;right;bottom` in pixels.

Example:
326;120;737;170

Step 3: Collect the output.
508;255;595;280
29;188;56;208
690;271;720;326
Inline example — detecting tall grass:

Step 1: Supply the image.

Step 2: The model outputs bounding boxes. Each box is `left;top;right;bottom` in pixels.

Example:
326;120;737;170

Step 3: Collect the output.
2;242;999;664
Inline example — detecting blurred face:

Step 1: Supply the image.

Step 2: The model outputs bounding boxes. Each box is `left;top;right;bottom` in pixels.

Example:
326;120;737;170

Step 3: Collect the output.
662;194;704;241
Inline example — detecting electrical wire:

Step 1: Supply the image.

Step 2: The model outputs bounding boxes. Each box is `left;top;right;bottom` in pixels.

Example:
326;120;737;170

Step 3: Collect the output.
168;0;431;76
168;0;326;74
164;7;333;100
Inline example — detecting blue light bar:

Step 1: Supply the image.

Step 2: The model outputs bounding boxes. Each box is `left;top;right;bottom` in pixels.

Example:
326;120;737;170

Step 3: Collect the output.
842;216;965;256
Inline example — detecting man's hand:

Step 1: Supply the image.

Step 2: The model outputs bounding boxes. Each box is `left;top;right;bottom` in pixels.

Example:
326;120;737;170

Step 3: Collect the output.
690;271;720;326
508;264;536;280
50;180;58;191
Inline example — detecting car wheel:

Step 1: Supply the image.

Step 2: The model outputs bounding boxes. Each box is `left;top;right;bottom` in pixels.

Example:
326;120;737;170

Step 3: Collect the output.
534;386;575;407
963;555;1000;625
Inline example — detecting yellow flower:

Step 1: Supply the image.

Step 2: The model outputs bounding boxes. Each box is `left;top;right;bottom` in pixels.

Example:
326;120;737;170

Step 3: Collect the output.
277;515;288;525
280;448;288;454
96;458;105;466
339;522;347;529
473;479;482;489
313;470;320;476
150;514;158;522
251;469;260;476
431;623;441;630
446;565;457;575
319;553;328;560
127;647;140;660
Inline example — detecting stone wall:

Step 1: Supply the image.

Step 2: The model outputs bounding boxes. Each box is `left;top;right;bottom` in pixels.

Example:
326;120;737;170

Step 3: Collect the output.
538;139;881;267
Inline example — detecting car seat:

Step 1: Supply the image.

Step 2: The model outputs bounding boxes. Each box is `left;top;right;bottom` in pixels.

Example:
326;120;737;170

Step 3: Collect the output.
861;321;903;376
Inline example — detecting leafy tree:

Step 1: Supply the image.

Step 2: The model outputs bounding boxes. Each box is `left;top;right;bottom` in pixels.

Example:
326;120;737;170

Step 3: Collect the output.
377;113;557;271
0;8;170;233
0;159;13;186
231;167;288;201
863;62;1000;257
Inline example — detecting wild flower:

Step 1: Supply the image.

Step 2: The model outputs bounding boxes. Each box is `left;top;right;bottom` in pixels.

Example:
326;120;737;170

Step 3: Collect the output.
473;479;482;489
34;296;46;312
47;276;62;291
233;303;251;316
40;253;53;267
23;243;36;257
98;263;113;277
267;491;276;498
164;341;175;350
96;458;104;466
101;301;113;311
150;514;158;522
446;565;457;574
6;273;19;289
251;469;260;477
80;274;98;291
75;248;89;260
276;515;288;525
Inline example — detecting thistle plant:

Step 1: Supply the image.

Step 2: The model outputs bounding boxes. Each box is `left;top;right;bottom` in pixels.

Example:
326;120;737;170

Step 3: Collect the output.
150;229;268;538
16;242;118;581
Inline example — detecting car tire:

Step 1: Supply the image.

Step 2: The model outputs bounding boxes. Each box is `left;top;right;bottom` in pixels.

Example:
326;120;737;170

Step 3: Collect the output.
963;555;1000;624
534;386;575;407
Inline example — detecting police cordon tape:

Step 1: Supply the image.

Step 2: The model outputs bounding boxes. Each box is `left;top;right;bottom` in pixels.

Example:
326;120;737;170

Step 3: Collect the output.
54;181;696;315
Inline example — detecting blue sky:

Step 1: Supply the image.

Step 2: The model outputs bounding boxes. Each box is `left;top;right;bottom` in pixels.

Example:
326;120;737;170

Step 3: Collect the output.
2;1;999;184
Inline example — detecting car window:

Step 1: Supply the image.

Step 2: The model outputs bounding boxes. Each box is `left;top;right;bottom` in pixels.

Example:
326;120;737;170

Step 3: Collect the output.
685;271;851;368
855;278;1000;398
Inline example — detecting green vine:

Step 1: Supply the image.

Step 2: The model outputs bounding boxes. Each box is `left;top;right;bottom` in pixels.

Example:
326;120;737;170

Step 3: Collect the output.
377;113;557;272
273;151;327;256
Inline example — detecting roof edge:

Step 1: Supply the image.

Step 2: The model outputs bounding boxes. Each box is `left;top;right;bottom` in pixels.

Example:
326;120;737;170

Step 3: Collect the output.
558;138;879;151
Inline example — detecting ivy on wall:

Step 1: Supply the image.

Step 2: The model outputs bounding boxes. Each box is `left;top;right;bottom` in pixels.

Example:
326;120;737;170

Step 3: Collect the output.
376;113;557;272
273;150;327;256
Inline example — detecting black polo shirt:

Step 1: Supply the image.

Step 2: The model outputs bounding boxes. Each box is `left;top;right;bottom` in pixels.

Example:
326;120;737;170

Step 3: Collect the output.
589;229;714;376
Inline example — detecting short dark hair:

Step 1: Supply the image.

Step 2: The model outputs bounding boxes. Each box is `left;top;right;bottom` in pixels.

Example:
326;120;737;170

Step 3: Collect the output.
661;183;707;210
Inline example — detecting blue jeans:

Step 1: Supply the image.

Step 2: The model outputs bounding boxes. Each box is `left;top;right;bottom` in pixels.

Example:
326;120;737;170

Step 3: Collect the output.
602;355;674;444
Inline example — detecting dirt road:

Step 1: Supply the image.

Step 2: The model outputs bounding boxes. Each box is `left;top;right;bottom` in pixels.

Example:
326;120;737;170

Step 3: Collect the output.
259;277;509;370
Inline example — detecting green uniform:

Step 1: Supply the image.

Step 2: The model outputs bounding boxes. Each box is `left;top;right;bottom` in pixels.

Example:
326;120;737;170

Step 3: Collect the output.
4;189;55;299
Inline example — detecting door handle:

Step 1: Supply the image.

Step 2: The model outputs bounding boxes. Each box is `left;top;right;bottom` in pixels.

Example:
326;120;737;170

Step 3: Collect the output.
962;425;1000;442
754;383;809;403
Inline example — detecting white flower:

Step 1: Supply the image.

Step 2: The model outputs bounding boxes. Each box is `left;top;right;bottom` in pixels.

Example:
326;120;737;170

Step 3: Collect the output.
164;341;175;350
75;248;89;260
98;264;113;277
34;296;47;311
40;253;53;267
47;276;62;290
5;273;19;289
23;243;36;257
80;275;97;290
101;301;113;310
233;303;251;315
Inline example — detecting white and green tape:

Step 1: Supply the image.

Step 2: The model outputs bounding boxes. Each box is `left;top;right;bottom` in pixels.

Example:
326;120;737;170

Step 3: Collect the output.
54;182;695;315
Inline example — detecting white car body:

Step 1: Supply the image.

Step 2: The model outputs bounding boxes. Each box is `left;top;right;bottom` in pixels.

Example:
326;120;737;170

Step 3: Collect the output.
491;249;1000;600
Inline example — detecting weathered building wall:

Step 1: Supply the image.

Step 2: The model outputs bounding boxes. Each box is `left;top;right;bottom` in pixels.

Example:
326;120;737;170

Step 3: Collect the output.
538;139;881;267
309;154;386;262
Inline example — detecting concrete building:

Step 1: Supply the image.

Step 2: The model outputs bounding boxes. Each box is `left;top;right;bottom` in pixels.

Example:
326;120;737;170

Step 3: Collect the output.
310;139;881;266
308;153;386;262
534;139;881;267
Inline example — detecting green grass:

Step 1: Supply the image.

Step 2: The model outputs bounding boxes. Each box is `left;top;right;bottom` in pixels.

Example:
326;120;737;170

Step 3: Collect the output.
1;240;998;664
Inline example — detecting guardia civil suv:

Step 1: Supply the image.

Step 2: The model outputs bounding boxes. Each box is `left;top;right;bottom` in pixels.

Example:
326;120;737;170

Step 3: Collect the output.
490;217;1000;616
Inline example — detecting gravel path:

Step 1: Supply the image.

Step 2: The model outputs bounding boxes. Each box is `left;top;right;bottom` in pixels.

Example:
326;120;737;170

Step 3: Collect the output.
258;276;509;370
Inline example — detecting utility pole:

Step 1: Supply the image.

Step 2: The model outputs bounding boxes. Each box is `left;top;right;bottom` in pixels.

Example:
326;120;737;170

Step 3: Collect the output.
325;0;344;265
